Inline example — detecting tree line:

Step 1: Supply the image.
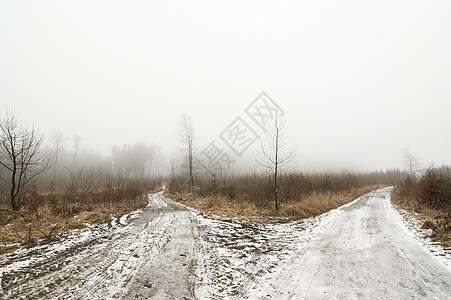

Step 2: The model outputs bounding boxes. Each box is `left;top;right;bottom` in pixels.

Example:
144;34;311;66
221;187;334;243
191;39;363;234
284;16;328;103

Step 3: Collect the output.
0;112;166;211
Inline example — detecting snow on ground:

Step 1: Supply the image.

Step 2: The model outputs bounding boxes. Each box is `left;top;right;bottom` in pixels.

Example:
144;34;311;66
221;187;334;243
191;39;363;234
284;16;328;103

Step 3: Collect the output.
0;208;144;297
147;191;167;209
1;187;451;299
239;187;451;299
395;207;451;272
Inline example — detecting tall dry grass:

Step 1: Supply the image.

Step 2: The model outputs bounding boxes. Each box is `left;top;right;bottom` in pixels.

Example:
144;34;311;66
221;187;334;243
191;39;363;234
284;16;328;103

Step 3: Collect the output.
0;181;156;254
175;170;406;220
175;185;380;220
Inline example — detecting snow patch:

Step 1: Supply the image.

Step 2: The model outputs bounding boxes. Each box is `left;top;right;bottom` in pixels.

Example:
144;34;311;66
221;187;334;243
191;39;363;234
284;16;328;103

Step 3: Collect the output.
147;191;167;209
392;204;451;272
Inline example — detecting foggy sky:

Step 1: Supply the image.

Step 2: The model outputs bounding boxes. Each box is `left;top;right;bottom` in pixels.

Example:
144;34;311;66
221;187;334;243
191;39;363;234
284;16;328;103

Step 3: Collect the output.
1;0;450;173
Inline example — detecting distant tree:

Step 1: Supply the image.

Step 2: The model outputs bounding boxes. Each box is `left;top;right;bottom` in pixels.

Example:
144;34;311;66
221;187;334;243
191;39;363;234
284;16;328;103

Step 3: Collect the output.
110;145;125;188
0;113;52;211
257;110;294;210
176;114;195;192
73;135;82;171
402;148;421;178
50;130;65;193
169;154;176;190
110;142;159;185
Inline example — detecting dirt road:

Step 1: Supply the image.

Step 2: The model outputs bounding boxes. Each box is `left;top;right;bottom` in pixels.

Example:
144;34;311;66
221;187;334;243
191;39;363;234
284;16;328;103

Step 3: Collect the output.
1;188;451;299
1;192;201;299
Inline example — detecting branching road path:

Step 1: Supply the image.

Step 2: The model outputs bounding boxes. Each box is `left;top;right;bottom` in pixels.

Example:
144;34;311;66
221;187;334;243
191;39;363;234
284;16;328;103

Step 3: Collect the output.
1;188;451;299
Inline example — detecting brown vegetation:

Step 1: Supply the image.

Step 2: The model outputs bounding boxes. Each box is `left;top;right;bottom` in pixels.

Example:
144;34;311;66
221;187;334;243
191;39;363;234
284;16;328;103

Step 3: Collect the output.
170;170;405;221
173;185;379;220
1;168;407;255
0;182;154;254
391;166;451;248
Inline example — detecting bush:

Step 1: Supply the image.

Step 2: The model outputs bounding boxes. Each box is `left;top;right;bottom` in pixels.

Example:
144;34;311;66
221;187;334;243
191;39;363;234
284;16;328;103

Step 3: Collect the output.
393;166;451;211
437;169;451;209
418;168;445;209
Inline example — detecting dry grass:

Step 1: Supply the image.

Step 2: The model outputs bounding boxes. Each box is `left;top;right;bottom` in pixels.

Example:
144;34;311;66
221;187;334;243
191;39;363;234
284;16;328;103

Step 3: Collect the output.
278;187;369;218
391;188;451;248
171;185;380;221
0;192;148;255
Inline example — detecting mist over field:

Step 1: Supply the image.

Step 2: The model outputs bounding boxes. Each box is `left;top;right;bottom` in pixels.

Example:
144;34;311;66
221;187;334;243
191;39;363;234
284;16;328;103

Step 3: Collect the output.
1;0;451;174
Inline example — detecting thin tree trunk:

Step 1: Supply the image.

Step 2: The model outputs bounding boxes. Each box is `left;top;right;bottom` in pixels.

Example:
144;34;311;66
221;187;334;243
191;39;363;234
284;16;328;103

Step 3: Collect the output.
274;123;279;210
189;141;194;191
10;157;18;210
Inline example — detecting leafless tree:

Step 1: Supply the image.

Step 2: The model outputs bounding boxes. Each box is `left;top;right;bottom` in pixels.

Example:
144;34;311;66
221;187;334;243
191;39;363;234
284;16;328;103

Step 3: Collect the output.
73;134;82;171
110;143;159;185
0;113;52;211
257;110;294;210
169;154;176;190
402;148;421;178
176;114;195;192
50;130;65;193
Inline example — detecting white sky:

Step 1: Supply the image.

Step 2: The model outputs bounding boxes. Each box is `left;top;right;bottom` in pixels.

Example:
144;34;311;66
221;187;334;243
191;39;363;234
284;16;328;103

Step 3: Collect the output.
1;0;450;172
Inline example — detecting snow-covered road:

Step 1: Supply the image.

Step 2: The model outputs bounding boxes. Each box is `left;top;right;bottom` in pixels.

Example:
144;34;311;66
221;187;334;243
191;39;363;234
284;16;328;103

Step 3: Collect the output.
1;188;451;299
0;192;201;299
243;187;451;299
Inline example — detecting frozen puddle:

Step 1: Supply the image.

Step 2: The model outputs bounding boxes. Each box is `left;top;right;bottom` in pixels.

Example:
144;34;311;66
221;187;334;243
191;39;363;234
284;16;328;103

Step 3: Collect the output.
1;188;451;299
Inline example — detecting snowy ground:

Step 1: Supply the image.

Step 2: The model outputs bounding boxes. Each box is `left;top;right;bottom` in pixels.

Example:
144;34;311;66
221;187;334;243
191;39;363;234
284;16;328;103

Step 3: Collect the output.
1;188;451;299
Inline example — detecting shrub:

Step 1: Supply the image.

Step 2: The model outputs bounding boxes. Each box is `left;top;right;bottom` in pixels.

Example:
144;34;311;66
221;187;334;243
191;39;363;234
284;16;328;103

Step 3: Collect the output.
418;168;446;209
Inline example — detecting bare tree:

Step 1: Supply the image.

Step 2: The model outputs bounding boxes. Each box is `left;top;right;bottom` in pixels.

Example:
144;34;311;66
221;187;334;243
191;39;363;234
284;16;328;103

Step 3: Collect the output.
168;153;183;192
169;154;176;190
110;143;159;183
257;111;294;210
176;114;195;192
402;148;421;178
0;113;52;211
73;134;82;171
50;130;65;193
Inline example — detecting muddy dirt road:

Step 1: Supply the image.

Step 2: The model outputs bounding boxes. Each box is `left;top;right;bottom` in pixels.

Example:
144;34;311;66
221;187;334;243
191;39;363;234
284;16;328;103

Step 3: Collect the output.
1;192;202;299
1;188;451;299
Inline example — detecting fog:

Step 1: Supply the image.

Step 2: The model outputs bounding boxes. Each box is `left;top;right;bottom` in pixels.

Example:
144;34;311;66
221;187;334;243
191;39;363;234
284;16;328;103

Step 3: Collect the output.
1;1;450;174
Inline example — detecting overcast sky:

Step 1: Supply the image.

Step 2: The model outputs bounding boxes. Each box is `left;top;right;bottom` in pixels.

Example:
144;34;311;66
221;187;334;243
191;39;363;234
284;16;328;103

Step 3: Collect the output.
1;0;450;173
